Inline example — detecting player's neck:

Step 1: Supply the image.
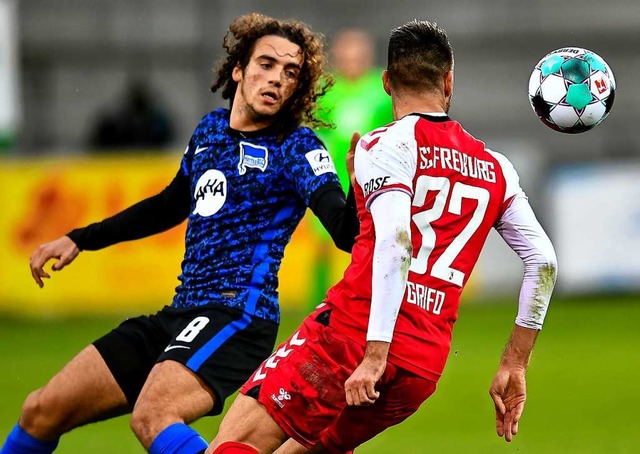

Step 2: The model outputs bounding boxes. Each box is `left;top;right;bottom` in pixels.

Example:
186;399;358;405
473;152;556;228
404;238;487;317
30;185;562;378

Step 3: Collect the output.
229;111;275;132
391;93;446;120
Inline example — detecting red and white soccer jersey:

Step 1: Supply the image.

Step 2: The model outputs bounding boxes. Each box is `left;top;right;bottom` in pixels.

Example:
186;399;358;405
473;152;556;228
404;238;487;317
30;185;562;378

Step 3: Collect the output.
327;113;524;381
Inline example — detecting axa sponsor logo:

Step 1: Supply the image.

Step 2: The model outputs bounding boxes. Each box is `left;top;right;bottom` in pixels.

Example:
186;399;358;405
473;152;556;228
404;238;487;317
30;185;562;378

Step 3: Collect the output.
363;176;390;196
193;169;227;217
238;142;269;175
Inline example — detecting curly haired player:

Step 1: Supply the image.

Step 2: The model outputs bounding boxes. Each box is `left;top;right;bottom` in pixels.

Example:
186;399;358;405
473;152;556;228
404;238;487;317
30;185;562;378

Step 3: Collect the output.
2;13;358;454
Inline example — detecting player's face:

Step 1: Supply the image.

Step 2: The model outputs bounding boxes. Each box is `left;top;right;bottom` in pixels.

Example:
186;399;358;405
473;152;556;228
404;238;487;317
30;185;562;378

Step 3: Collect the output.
231;35;303;128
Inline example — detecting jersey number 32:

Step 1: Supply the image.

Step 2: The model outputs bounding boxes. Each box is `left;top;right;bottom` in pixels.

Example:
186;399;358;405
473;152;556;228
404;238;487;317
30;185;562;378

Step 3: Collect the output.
409;175;489;287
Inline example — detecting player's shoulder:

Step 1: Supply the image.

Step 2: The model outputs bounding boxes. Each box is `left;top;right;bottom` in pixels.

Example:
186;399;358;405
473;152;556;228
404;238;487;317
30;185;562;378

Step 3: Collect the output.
198;108;229;128
484;148;522;189
359;117;415;155
287;125;322;142
281;125;324;154
190;108;230;141
485;148;517;172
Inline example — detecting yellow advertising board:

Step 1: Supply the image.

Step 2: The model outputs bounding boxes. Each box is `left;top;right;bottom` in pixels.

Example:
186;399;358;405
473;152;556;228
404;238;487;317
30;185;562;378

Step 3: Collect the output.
0;155;347;317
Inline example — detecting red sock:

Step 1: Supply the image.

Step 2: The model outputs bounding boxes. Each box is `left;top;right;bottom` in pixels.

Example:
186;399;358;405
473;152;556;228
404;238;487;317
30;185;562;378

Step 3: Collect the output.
212;441;259;454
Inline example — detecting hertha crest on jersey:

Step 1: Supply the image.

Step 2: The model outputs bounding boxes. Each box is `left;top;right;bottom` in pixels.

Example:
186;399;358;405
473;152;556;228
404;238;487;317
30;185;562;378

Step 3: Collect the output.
238;141;269;175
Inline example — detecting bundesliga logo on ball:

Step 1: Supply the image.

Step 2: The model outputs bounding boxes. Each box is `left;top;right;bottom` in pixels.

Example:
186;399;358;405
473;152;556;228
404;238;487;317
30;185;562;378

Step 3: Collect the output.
528;47;615;133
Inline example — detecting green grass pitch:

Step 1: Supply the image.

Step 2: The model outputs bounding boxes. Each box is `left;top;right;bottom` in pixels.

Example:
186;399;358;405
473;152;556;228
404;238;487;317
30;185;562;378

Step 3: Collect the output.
1;295;639;453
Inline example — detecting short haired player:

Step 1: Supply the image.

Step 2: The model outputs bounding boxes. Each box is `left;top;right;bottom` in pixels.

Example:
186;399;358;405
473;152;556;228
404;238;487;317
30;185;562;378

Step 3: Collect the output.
205;19;558;454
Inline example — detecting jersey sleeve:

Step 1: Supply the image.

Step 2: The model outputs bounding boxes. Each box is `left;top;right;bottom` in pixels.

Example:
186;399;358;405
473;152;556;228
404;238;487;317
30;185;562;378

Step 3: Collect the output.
282;130;341;206
355;125;417;211
179;125;199;179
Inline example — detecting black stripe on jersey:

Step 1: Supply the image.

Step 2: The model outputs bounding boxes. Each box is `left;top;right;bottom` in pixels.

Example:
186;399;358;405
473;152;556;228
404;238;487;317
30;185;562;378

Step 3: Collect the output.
414;113;451;122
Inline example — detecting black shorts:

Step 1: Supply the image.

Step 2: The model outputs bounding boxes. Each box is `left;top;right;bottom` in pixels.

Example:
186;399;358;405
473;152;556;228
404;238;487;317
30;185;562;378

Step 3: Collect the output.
93;304;278;415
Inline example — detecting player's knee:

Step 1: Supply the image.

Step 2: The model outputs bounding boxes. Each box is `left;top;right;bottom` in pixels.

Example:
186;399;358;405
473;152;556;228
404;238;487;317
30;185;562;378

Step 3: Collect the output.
20;389;68;438
130;406;154;440
130;401;172;443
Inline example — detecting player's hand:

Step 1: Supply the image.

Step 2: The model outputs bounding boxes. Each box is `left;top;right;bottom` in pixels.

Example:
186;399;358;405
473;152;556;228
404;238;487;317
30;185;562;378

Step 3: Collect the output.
344;356;385;406
346;131;360;188
345;341;388;406
489;366;527;443
29;236;80;288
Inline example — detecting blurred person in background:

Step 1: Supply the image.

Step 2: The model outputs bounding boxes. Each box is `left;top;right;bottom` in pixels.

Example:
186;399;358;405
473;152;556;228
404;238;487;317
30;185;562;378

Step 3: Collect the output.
1;12;359;454
205;19;558;454
310;28;393;309
88;79;175;152
316;28;392;188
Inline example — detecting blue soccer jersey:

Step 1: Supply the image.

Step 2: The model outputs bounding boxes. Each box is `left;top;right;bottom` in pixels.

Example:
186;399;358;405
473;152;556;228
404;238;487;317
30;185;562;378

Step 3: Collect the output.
172;108;339;323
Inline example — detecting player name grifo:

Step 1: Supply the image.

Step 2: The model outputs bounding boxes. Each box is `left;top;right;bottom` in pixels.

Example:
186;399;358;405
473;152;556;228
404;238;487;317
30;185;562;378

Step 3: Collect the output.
419;146;496;183
406;281;445;315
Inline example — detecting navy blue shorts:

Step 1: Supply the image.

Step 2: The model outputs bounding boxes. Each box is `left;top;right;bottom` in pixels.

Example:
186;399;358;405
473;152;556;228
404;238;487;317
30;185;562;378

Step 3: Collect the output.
93;304;278;415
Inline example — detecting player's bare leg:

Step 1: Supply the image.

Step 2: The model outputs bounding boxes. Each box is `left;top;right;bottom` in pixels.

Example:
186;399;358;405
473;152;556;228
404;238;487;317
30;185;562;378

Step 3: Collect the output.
207;394;287;454
19;345;129;440
130;360;215;449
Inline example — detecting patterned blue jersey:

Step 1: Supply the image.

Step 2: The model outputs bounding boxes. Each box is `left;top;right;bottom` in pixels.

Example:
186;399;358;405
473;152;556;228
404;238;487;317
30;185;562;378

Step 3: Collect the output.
172;109;339;323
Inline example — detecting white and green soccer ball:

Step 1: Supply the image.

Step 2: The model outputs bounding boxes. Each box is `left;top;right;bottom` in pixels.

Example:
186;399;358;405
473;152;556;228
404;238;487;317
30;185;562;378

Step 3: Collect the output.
528;47;615;133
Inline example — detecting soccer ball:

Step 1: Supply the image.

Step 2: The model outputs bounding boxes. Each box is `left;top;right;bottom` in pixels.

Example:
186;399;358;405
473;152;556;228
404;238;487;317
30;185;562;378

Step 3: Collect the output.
528;47;615;133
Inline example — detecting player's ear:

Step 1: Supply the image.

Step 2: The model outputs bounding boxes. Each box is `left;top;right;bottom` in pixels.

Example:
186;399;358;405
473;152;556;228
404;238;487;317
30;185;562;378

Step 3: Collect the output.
232;64;243;83
443;70;454;98
382;70;391;96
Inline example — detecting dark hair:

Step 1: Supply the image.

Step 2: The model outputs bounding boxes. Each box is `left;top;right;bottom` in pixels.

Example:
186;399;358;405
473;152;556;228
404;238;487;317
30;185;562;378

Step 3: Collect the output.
211;13;332;132
387;20;453;93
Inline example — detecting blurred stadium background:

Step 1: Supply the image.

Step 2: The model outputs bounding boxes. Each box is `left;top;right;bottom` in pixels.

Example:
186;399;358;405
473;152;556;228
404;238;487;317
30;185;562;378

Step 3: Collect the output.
1;0;639;452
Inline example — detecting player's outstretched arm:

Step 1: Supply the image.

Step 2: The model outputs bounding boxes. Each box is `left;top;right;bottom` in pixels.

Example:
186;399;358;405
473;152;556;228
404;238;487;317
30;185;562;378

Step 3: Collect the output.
66;170;190;251
29;235;80;288
490;325;538;442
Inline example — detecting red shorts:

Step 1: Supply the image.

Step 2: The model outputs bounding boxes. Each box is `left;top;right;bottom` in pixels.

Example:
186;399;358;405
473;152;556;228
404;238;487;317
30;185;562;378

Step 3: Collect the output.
240;307;437;453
